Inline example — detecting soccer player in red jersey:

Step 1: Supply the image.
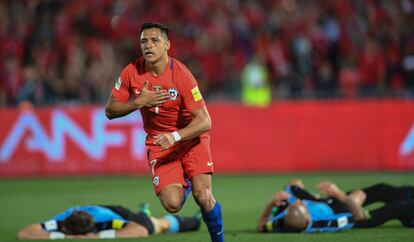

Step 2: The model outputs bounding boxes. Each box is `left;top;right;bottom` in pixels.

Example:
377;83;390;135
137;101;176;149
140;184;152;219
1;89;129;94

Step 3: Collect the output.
105;22;223;242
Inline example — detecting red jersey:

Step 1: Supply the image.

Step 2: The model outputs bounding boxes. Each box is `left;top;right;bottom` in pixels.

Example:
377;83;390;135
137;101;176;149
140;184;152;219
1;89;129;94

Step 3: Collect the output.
111;57;206;144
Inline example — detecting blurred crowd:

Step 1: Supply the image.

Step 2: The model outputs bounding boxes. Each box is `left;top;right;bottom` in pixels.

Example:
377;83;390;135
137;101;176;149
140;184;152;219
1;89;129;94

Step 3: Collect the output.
1;0;414;106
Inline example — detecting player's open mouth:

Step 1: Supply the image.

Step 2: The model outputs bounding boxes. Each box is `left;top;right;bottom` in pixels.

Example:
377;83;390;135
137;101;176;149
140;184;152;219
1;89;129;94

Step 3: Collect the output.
145;51;155;57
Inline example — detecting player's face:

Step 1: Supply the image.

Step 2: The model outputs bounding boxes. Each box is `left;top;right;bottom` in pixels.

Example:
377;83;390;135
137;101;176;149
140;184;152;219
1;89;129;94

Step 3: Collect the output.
140;28;170;63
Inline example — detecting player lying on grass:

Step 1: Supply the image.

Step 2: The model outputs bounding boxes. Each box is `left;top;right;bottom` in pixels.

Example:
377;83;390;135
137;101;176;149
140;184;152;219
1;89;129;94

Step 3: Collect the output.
257;179;414;233
18;203;201;240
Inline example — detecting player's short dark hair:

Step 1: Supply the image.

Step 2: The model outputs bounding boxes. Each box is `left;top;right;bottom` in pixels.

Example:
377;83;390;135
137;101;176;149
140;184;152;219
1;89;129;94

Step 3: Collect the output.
62;211;96;235
140;22;170;39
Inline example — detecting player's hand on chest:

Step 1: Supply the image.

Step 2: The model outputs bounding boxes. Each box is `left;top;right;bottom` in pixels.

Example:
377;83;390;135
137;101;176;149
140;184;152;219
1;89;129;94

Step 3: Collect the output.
132;81;181;110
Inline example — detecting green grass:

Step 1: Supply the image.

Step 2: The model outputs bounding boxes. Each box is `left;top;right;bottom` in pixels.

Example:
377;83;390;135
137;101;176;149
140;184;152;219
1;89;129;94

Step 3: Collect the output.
1;172;413;242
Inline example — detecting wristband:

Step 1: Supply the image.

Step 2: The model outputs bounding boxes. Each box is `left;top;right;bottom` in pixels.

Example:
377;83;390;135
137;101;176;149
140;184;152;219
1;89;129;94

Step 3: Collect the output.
98;229;116;239
50;232;65;240
171;131;181;142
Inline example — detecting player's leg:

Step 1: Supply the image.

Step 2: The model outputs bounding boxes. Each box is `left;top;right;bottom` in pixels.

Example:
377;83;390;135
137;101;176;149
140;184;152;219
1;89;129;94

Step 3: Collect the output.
359;183;414;206
183;135;223;242
127;204;201;235
151;159;189;213
354;201;414;228
159;184;185;213
150;214;201;234
192;174;215;210
181;178;192;207
192;174;223;242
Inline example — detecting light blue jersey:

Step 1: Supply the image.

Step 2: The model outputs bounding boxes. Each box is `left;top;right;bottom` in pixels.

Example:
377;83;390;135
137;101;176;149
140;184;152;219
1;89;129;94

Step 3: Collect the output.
52;206;127;223
267;186;354;233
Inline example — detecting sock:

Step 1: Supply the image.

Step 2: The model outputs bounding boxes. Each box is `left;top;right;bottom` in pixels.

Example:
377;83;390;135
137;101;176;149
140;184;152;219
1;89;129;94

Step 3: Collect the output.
181;179;192;208
163;214;202;233
164;215;180;233
202;202;224;242
174;215;201;232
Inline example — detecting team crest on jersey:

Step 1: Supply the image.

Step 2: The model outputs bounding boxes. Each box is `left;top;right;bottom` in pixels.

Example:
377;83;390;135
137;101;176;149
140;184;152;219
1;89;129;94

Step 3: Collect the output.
168;88;179;100
153;176;160;186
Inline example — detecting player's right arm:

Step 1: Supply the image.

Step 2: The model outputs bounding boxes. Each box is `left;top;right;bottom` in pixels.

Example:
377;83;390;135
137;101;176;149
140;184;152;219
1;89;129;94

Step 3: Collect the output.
105;95;140;120
257;191;289;232
105;75;169;120
112;221;149;238
76;222;149;239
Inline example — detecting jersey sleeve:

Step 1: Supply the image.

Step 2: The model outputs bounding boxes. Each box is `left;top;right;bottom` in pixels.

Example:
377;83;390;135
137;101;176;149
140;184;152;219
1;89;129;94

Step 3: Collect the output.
178;65;206;112
111;65;132;103
52;207;76;221
290;186;320;201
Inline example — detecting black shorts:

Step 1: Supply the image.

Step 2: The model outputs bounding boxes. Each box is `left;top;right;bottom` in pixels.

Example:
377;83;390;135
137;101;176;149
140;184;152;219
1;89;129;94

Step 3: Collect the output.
101;205;155;234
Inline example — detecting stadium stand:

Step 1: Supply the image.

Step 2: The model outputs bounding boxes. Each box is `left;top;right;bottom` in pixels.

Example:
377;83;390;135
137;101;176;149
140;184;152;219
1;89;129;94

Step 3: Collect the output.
1;0;414;106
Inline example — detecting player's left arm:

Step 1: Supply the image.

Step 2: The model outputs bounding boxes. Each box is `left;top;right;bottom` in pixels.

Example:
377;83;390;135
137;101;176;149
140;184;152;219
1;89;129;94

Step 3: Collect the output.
154;106;211;150
17;223;95;240
154;63;212;149
316;181;366;220
88;221;148;239
181;106;212;140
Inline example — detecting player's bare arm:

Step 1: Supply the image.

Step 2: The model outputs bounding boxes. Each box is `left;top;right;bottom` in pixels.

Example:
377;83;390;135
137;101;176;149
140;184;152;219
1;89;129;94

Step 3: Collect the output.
66;222;149;239
256;191;289;231
154;106;211;149
105;81;169;120
110;222;149;238
347;190;367;207
18;224;50;240
316;181;366;220
17;222;149;240
89;221;148;239
315;181;344;198
17;224;92;240
288;179;305;189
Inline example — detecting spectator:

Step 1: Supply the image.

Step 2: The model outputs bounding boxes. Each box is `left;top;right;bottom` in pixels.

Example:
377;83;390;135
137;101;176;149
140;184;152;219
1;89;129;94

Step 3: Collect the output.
0;0;413;106
240;54;271;106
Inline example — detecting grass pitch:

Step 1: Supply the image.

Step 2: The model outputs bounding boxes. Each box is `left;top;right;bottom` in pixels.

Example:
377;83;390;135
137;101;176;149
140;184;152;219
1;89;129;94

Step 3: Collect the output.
1;172;413;242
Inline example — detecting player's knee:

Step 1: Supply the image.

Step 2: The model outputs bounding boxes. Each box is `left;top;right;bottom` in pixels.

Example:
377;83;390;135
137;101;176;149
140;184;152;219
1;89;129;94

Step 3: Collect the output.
161;198;182;213
193;188;214;210
165;204;181;213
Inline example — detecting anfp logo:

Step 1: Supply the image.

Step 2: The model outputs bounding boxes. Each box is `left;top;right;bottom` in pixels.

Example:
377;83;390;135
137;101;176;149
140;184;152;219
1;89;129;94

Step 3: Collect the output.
400;123;414;158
